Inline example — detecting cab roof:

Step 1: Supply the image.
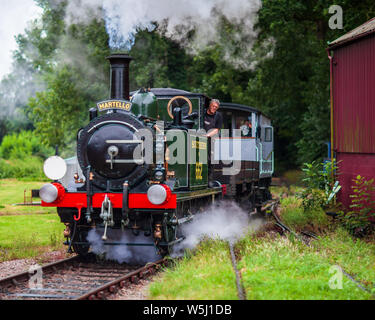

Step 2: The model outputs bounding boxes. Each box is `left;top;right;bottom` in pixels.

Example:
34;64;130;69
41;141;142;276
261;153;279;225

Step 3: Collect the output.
131;88;269;119
220;102;270;119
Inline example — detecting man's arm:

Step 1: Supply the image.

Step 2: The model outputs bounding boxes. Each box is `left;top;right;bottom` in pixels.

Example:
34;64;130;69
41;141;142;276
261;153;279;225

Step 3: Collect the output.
206;128;219;138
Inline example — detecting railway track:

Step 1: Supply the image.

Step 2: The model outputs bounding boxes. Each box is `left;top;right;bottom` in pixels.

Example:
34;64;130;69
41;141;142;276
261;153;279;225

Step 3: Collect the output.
0;254;167;300
3;198;371;300
228;200;278;301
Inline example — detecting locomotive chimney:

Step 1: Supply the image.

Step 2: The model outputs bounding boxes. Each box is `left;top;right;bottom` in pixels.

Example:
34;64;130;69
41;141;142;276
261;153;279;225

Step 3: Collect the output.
107;53;133;101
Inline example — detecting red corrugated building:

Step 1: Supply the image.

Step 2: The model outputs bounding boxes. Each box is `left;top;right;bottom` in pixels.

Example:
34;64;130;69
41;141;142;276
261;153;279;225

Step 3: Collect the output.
328;18;375;209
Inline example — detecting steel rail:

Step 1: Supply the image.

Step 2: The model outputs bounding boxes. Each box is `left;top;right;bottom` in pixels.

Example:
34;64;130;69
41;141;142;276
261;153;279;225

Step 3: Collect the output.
0;254;167;300
76;258;167;300
0;255;81;289
228;242;246;301
227;199;280;301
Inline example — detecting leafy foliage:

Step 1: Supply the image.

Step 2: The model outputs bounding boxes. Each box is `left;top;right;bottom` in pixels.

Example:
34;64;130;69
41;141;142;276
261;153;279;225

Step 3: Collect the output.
300;189;327;214
0;131;52;160
339;175;375;236
12;1;110;151
0;131;50;179
2;1;375;170
246;0;375;169
0;157;45;179
27;67;93;149
0;0;68;143
298;159;339;212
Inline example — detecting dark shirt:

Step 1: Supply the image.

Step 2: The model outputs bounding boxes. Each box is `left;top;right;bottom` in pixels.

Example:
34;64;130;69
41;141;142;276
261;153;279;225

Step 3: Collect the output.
204;111;223;133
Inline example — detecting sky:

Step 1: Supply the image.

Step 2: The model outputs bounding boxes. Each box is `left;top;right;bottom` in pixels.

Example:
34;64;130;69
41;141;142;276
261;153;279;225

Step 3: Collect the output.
0;0;42;80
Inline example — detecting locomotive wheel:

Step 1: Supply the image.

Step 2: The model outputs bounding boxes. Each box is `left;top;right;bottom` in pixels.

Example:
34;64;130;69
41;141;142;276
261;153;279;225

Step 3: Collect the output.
71;227;90;256
155;214;183;256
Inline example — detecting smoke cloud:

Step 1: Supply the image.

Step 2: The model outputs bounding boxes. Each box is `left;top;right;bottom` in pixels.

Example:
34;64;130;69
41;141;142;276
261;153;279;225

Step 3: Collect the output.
172;201;264;256
0;0;42;80
64;0;264;70
87;228;162;265
0;1;44;119
86;201;263;263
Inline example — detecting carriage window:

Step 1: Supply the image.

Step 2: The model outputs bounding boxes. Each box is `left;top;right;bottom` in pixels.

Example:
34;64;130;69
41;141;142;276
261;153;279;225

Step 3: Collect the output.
235;113;252;137
265;127;273;142
221;111;233;137
222;111;233;130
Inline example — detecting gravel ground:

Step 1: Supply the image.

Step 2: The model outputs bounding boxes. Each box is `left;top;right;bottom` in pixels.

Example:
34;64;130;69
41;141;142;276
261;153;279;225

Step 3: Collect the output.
110;278;152;300
0;250;69;280
0;251;153;300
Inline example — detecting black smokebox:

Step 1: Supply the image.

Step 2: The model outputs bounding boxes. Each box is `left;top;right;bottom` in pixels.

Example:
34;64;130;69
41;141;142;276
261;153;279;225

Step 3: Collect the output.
107;54;133;100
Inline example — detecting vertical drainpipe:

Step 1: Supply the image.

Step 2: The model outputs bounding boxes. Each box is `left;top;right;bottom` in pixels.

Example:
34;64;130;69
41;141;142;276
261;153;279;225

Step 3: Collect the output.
326;47;334;182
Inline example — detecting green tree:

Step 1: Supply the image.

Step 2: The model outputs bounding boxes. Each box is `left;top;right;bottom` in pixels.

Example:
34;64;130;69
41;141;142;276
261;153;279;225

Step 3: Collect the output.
8;0;375;169
28;67;89;149
245;0;375;171
0;0;67;142
130;29;194;91
20;1;110;151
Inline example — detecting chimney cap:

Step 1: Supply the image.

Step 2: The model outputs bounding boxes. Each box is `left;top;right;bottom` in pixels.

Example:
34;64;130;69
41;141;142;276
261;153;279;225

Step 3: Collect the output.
106;53;133;61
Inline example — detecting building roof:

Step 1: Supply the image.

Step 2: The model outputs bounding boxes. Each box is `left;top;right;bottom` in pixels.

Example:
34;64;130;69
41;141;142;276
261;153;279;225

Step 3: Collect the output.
329;17;375;49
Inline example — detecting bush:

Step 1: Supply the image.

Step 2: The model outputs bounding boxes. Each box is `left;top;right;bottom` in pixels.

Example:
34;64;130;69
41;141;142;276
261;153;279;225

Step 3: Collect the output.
298;159;340;212
0;131;52;160
0;157;45;179
339;175;375;237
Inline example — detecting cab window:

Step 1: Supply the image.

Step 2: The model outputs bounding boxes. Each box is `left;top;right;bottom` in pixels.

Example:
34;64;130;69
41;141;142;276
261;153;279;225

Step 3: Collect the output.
265;127;273;142
235;113;252;137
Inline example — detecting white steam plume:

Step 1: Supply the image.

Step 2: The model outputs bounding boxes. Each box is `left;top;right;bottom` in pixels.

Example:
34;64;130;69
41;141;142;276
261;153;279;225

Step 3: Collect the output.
64;0;264;70
87;228;162;265
172;201;264;257
86;201;263;263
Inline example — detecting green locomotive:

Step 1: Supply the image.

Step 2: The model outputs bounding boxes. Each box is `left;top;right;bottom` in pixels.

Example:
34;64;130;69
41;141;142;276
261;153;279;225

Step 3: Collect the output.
38;54;273;257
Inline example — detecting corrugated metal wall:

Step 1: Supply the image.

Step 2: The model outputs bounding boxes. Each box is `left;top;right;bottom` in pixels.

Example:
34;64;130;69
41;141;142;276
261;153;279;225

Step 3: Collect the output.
336;153;375;209
332;34;375;153
332;33;375;209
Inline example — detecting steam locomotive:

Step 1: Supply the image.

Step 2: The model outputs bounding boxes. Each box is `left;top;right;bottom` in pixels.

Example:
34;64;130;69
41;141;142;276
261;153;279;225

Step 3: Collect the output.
39;54;274;256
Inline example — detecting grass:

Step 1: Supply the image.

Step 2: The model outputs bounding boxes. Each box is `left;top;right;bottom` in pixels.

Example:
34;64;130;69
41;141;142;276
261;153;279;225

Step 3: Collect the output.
270;185;304;198
315;227;375;291
0;177;372;299
0;179;64;261
237;233;372;299
278;195;331;233
149;230;374;300
283;170;303;186
270;186;331;233
148;186;375;300
0;179;54;215
149;240;238;300
0;213;65;262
